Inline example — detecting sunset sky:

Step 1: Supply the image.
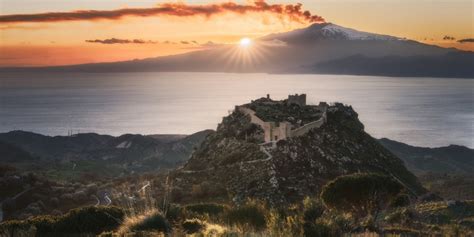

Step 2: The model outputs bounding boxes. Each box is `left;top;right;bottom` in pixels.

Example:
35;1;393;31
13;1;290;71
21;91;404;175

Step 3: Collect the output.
0;0;473;66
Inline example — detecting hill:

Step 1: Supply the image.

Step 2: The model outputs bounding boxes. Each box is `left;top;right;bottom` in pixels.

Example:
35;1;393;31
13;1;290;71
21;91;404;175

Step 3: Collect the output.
0;130;213;180
0;141;37;163
171;95;425;205
303;52;474;78
378;138;474;175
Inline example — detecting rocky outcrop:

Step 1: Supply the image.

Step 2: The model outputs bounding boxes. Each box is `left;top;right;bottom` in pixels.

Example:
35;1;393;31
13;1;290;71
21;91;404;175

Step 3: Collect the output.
171;101;425;205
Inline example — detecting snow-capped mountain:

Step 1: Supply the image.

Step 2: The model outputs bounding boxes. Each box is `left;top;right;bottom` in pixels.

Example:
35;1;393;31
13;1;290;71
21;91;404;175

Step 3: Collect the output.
320;23;400;41
260;23;400;43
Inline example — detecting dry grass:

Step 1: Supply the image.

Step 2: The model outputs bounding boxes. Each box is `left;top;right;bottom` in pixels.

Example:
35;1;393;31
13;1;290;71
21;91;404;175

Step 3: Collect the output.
117;209;166;235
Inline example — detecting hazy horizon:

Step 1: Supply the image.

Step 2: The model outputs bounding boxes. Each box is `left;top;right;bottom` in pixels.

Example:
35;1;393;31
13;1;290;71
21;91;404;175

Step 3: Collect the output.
1;72;472;148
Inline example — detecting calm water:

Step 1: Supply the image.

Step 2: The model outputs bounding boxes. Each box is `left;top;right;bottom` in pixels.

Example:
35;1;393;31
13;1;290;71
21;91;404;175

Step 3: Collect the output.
0;72;472;148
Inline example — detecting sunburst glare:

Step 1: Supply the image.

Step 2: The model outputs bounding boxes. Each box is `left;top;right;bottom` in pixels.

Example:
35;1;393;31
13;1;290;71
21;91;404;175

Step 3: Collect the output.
239;37;252;47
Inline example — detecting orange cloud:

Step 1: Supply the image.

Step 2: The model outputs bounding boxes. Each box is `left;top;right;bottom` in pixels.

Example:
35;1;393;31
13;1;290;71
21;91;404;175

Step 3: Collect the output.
0;1;324;25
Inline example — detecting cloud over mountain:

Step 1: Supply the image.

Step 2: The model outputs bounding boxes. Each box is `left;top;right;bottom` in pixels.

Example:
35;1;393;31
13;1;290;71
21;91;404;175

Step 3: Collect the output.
443;35;456;41
458;38;474;43
0;1;324;24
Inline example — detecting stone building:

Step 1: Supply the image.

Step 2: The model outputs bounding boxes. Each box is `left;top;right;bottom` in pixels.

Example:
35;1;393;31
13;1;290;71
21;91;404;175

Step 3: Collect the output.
287;94;306;106
237;94;327;143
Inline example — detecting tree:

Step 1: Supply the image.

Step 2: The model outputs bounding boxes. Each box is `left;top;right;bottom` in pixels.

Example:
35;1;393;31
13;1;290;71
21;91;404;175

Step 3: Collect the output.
320;173;404;218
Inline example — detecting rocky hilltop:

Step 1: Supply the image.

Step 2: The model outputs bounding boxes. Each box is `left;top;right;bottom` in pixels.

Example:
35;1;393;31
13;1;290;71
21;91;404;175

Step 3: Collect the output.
172;95;425;205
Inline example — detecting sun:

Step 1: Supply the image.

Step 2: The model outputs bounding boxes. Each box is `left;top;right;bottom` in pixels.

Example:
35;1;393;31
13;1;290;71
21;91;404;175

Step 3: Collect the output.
239;37;252;47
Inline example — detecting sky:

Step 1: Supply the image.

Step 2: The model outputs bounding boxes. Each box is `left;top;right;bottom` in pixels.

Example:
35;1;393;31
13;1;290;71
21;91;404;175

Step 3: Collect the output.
0;0;473;66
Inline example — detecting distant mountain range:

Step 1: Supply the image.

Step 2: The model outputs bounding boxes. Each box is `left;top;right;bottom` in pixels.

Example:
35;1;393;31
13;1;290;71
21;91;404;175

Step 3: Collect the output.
0;130;212;179
2;23;473;78
379;138;474;175
1;129;472;180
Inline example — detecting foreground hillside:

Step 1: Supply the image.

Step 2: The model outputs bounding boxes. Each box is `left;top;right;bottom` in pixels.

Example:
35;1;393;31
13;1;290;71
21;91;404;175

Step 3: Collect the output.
1;198;473;236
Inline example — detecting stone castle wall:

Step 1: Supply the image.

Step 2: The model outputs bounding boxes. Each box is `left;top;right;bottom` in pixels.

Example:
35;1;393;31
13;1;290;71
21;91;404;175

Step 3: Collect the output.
236;104;327;143
237;106;278;142
290;114;326;137
236;106;266;127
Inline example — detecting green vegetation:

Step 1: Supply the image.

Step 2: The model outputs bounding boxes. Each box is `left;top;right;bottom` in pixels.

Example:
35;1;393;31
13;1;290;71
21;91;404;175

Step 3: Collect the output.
321;173;404;218
53;206;124;234
182;219;205;234
224;202;267;231
128;211;170;233
247;100;323;125
2;184;473;236
184;203;227;217
0;206;125;236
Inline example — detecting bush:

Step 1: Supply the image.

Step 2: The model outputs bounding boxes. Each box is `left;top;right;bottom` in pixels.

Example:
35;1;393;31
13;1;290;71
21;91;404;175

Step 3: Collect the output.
225;204;267;231
53;206;125;234
321;173;404;217
0;206;125;236
390;193;411;208
129;211;171;233
185;203;227;216
30;215;58;234
384;208;415;225
166;204;184;223
303;197;324;222
182;219;205;234
303;221;333;237
0;219;32;237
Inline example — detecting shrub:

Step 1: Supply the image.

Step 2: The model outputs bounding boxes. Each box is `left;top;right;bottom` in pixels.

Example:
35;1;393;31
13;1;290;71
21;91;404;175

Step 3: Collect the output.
267;208;303;237
303;197;324;222
30;215;58;234
182;219;205;234
52;206;125;234
321;173;404;218
185;203;227;216
303;221;333;237
0;219;32;237
166;204;184;223
390;193;411;208
384;208;415;225
129;211;171;233
225;204;267;231
0;164;16;177
0;206;125;236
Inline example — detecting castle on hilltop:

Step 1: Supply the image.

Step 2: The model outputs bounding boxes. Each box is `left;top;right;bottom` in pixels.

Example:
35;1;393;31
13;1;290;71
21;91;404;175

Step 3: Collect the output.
237;94;328;143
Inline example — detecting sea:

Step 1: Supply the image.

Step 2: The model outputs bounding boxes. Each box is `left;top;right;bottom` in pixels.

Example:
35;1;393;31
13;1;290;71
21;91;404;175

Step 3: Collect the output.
0;72;472;148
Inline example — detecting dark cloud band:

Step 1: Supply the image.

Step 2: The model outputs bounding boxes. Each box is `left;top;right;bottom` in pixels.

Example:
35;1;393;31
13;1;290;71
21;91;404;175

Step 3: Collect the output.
0;1;324;24
458;38;474;43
